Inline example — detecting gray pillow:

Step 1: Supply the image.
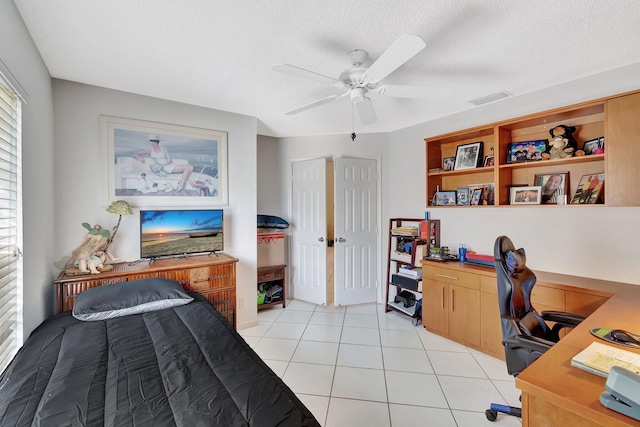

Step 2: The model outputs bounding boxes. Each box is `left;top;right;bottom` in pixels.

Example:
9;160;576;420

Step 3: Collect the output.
73;277;193;321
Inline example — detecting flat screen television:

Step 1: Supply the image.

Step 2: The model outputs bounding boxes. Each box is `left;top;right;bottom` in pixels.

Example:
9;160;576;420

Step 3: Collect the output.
140;209;223;259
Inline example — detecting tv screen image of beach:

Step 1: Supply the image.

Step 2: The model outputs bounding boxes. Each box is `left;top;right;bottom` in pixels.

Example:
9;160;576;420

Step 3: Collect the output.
140;209;223;258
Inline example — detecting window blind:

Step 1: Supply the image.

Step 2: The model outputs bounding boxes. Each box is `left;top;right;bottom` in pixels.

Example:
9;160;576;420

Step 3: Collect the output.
0;74;22;373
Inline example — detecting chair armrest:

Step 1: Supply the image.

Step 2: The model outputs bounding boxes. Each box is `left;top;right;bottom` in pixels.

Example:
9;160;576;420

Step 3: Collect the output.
541;310;586;327
505;334;555;354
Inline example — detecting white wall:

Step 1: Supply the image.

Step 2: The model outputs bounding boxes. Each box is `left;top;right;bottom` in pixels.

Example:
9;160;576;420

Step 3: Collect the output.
52;80;259;328
0;1;56;337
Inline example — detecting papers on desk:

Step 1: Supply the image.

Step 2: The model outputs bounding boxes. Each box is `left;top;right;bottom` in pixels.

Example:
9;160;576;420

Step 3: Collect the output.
572;341;640;378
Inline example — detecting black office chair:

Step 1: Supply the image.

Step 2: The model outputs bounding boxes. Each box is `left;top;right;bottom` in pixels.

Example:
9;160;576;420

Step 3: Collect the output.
486;236;586;421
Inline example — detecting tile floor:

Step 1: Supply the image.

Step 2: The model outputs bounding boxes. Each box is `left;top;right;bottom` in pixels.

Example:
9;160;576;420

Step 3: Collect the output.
240;300;523;426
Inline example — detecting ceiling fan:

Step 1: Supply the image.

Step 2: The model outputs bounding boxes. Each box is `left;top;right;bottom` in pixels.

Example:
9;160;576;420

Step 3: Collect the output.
272;34;450;125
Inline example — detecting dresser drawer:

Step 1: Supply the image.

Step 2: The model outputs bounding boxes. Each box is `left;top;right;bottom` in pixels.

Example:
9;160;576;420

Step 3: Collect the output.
424;265;480;290
258;265;285;282
200;289;235;324
186;264;234;291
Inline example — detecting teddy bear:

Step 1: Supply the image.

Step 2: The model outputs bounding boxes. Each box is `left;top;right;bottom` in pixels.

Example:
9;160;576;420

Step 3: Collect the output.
541;125;584;160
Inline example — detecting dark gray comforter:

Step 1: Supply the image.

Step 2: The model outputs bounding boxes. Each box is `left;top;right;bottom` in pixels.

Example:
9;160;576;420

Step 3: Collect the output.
0;295;319;426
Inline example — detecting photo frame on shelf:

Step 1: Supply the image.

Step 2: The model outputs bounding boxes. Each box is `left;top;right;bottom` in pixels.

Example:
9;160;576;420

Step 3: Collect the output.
456;187;470;206
483;155;494;167
510;186;542;205
571;173;605;204
453;141;483;170
468;182;494;205
582;137;604;155
100;115;228;207
443;156;455;171
534;172;569;204
509;139;547;163
434;191;457;206
470;187;483;206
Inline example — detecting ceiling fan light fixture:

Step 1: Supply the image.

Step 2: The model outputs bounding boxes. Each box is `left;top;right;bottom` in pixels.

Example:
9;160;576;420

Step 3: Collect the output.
469;91;511;106
350;87;366;103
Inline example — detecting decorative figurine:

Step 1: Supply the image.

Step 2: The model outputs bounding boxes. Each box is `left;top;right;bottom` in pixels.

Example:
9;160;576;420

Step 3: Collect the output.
57;224;118;275
542;125;584;160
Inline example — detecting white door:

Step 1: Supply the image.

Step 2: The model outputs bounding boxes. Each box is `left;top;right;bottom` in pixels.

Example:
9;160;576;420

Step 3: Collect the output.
334;157;378;305
291;158;327;305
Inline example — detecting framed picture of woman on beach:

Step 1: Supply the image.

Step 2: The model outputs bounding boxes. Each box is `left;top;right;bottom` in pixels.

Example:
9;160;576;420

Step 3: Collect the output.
101;115;228;207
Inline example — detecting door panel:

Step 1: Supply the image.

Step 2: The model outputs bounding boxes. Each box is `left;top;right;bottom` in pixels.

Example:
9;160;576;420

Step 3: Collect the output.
291;158;327;305
334;157;378;306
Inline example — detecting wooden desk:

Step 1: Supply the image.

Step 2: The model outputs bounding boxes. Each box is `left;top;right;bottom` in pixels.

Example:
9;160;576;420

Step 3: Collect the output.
516;285;640;426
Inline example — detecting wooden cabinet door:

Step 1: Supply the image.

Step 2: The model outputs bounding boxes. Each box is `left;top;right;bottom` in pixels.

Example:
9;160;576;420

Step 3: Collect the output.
606;92;640;206
480;291;504;359
423;280;448;336
449;285;480;347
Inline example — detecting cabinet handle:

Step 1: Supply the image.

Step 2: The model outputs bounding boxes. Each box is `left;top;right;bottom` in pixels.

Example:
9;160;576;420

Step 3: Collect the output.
450;288;454;312
436;273;459;280
441;286;444;310
178;280;187;286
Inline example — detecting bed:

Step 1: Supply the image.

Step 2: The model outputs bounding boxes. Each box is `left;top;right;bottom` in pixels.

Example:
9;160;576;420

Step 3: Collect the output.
0;278;319;426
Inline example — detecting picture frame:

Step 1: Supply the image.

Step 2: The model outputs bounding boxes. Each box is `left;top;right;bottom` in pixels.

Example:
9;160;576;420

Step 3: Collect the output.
582;137;604;155
571;173;605;204
534;172;569;204
483;155;494;167
454;141;483;170
101;115;228;207
509;139;547;163
468;182;494;205
456;187;470;206
470;187;483;206
510;186;542;205
434;191;457;206
443;156;455;171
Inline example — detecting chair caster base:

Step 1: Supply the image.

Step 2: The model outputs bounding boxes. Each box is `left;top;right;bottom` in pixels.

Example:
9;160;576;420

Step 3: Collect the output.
485;409;498;421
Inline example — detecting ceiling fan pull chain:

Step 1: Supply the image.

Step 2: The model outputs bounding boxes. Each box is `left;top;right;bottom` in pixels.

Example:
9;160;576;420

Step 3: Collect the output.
351;101;357;141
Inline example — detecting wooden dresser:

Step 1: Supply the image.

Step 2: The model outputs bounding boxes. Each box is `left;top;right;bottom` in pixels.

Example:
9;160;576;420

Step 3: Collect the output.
53;253;238;327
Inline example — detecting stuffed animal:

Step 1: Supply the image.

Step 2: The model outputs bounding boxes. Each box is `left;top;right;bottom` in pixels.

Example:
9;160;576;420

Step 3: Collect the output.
542;125;584;159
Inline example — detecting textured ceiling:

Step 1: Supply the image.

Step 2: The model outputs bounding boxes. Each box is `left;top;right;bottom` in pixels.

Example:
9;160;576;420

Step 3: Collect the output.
13;0;640;137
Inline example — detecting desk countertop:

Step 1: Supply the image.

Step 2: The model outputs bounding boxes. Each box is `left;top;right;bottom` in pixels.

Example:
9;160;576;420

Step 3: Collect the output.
516;285;640;426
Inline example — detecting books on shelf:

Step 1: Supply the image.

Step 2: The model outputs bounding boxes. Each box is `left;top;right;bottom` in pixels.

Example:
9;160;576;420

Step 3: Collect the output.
571;341;640;378
398;265;422;279
391;226;419;236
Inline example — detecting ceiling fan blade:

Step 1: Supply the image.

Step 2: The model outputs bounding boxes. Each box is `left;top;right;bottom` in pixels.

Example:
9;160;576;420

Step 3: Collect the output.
285;95;341;115
272;63;340;86
356;98;377;125
362;34;426;83
376;84;453;98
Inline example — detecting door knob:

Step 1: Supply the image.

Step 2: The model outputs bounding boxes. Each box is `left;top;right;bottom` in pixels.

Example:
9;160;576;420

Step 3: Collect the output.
318;237;325;242
338;237;346;242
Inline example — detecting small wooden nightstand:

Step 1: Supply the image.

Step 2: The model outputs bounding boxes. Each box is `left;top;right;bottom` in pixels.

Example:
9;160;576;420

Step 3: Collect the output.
257;264;286;309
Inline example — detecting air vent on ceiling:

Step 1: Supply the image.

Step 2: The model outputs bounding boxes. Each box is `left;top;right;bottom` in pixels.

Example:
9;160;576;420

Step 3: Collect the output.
469;91;511;106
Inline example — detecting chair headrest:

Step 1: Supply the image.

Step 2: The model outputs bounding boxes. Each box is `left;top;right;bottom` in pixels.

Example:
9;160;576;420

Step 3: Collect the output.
505;248;526;276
